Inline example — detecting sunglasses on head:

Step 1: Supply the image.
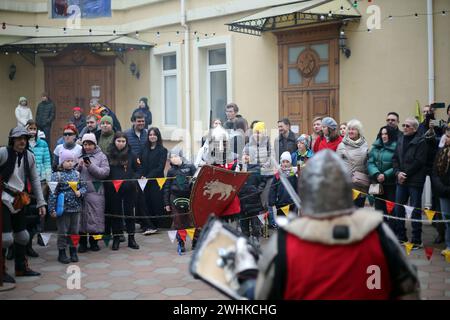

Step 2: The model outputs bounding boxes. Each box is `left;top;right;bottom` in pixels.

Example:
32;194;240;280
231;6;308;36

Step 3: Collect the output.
63;132;75;136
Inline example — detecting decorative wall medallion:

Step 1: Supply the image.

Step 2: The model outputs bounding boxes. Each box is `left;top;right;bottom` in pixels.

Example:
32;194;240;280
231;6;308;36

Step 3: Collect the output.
297;48;320;78
71;49;87;65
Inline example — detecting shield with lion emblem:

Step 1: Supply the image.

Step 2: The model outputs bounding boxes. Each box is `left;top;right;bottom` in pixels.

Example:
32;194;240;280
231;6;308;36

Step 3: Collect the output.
190;165;249;227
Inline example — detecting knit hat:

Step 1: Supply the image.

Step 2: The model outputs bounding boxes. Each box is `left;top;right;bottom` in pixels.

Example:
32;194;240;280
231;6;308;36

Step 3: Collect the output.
253;121;266;133
280;151;292;164
297;134;310;147
19;97;27;103
100;115;113;125
82;133;97;145
321;117;338;130
59;149;75;165
169;147;183;158
73;107;82;112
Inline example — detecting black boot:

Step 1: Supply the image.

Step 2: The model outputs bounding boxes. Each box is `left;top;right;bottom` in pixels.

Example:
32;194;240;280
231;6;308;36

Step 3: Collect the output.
434;222;446;244
6;245;14;260
26;240;39;258
112;236;120;251
15;244;41;277
128;234;139;250
89;236;100;252
119;234;126;243
57;249;70;264
69;247;78;263
78;234;88;253
2;249;15;283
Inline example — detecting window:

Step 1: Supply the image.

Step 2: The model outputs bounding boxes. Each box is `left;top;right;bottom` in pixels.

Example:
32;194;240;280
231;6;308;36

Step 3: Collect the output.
162;54;177;126
207;47;228;124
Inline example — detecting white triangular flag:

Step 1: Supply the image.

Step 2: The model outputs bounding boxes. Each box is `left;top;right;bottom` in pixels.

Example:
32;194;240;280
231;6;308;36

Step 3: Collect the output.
404;205;414;220
48;181;58;193
138;178;148;191
168;230;177;243
39;233;52;246
257;214;265;224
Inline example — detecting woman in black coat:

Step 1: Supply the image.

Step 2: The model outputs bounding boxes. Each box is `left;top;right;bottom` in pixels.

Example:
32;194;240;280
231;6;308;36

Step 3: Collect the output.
104;132;140;250
139;127;168;234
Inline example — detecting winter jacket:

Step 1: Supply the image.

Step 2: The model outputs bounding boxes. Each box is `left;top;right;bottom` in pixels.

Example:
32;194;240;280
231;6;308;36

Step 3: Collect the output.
246;135;272;167
238;163;267;216
431;147;450;198
125;127;148;157
316;135;343;152
131;106;152;129
70;115;86;134
392;132;428;187
291;149;314;167
53;143;83;170
48;169;87;214
79;126;100;139
367;139;397;185
139;144;168;178
163;161;196;206
36;100;56;129
15;105;33;127
96;131;115;158
336;137;369;176
275;131;298;160
269;168;297;207
29;137;52;182
90;105;122;132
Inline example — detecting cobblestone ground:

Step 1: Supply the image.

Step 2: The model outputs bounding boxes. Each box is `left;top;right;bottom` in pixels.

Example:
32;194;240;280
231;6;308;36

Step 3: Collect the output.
0;223;449;300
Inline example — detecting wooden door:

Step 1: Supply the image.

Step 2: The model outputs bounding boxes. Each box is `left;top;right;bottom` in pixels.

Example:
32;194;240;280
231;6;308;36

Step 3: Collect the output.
276;24;340;134
43;47;116;150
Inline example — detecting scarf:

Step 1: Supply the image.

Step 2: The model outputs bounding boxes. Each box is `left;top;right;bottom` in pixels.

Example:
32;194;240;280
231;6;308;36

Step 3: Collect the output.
109;146;130;167
343;135;366;148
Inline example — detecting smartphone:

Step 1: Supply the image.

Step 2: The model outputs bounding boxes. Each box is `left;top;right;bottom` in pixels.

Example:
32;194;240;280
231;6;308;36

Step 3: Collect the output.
431;102;446;109
430;119;439;126
83;156;91;164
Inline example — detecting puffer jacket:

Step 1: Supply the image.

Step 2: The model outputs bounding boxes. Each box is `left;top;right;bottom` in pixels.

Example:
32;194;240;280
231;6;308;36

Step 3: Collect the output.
36;100;56;129
163;161;196;206
29;137;52;182
269;168;298;207
368;139;397;185
238;163;267;216
48;169;87;214
336;137;369;175
125;127;148;157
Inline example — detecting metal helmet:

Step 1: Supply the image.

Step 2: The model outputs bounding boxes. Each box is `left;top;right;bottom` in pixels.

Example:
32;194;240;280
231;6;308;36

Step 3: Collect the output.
299;149;354;218
204;125;231;165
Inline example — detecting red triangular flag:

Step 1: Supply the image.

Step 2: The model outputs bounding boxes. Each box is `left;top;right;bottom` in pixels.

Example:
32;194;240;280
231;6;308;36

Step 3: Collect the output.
177;229;187;242
70;235;80;247
113;180;124;192
424;247;434;260
385;201;395;214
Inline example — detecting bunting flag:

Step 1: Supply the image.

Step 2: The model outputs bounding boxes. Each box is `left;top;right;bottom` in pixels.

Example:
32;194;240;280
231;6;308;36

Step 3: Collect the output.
257;214;265;224
167;230;177;243
186;228;195;241
385;201;395;214
68;181;78;193
93;181;103;192
280;205;290;216
177;229;187;242
93;234;103;240
424;209;435;222
70;235;80;247
424;247;434;261
138;178;148;191
352;190;361;200
103;234;111;247
156;178;167;190
48;181;58;193
404;205;414;220
445;252;450;263
404;242;413;256
113;180;124;193
39;233;52;246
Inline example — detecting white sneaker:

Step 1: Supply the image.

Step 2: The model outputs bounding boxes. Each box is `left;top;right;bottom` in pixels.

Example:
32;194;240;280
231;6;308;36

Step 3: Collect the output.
143;229;158;235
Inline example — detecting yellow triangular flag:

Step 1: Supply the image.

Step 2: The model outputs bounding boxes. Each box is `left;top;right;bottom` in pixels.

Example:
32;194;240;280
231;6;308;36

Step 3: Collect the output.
445;252;450;263
186;228;195;241
93;234;102;240
404;242;413;256
68;181;78;193
156;178;167;190
352;189;361;200
424;209;435;222
280;205;290;216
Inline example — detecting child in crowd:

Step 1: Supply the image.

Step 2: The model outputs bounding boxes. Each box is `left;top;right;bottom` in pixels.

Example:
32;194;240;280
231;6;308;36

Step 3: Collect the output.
163;148;197;253
291;134;314;169
269;151;298;217
48;149;87;264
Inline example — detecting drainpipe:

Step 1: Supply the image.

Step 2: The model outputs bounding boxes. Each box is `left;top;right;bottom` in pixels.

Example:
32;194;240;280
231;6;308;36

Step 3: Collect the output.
181;0;191;160
427;0;435;104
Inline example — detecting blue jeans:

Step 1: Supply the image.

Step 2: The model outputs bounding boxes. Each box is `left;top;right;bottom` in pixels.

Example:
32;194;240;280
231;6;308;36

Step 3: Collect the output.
394;184;423;244
439;198;450;249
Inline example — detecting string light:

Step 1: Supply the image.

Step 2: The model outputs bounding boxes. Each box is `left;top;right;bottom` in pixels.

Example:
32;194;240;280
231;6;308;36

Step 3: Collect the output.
4;51;8;55
89;28;92;35
156;31;160;38
442;10;448;16
63;27;67;34
135;31;139;37
35;25;39;32
328;11;333;17
414;13;419;18
340;30;345;36
340;6;344;13
2;22;6;30
388;15;393;20
113;30;116;35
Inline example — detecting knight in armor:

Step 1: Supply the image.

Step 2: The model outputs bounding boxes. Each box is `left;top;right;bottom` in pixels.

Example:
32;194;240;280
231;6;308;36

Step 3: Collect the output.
230;149;420;300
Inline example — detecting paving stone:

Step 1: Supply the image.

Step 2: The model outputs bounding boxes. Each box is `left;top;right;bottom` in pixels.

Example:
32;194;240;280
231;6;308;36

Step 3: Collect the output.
40;265;66;272
45;251;59;256
173;256;191;263
129;260;153;267
446;291;450;297
32;284;62;293
154;267;179;274
133;278;161;286
84;281;112;289
55;294;87;300
143;238;163;244
108;254;129;260
110;291;140;300
59;272;87;280
149;251;169;257
15;276;41;283
108;270;134;277
409;259;431;267
85;262;111;269
161;287;192;296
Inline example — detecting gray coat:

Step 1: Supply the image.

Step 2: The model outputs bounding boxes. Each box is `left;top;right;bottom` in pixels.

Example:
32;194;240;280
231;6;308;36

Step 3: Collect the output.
77;147;110;233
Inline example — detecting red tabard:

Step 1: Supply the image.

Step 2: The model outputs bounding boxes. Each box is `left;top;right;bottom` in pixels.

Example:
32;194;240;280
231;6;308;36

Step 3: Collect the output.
283;229;392;300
